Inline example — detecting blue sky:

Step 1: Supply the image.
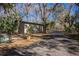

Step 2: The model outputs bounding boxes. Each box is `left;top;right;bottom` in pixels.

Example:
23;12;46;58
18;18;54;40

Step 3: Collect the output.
17;3;79;18
61;3;79;16
16;3;79;23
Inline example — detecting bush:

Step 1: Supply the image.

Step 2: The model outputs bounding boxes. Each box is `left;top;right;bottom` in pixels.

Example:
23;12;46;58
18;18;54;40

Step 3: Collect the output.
74;22;79;33
65;27;72;33
0;17;18;35
0;14;18;43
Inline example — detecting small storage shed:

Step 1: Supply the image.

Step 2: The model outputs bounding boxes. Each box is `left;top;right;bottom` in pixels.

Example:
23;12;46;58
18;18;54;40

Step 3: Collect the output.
18;21;44;34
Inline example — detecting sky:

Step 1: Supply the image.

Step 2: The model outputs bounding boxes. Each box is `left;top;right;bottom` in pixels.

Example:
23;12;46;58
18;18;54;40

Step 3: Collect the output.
15;3;79;23
0;3;79;23
16;3;79;15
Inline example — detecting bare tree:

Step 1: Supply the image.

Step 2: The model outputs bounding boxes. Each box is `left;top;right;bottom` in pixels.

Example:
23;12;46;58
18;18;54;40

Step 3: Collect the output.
24;3;59;33
38;3;58;33
58;4;74;32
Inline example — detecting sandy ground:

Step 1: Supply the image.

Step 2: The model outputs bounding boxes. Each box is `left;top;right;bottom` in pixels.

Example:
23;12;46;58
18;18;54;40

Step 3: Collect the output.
24;38;79;56
0;34;79;56
0;36;41;49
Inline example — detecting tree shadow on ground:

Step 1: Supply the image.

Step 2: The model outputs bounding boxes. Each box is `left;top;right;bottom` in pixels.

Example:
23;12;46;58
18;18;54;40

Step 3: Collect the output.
3;48;36;56
66;44;79;55
1;38;79;56
58;39;79;55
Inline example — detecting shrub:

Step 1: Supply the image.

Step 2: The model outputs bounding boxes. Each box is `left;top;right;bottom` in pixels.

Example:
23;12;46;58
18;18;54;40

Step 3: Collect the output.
74;22;79;33
0;17;18;35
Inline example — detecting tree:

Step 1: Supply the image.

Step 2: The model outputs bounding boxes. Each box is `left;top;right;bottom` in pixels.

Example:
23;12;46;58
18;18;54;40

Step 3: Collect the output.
0;13;18;34
0;3;15;13
75;3;79;6
58;4;74;32
0;4;20;39
38;3;58;33
24;3;65;33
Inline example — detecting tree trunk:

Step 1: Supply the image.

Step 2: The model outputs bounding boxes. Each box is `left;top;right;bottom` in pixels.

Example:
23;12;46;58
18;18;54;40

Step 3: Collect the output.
43;24;47;33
